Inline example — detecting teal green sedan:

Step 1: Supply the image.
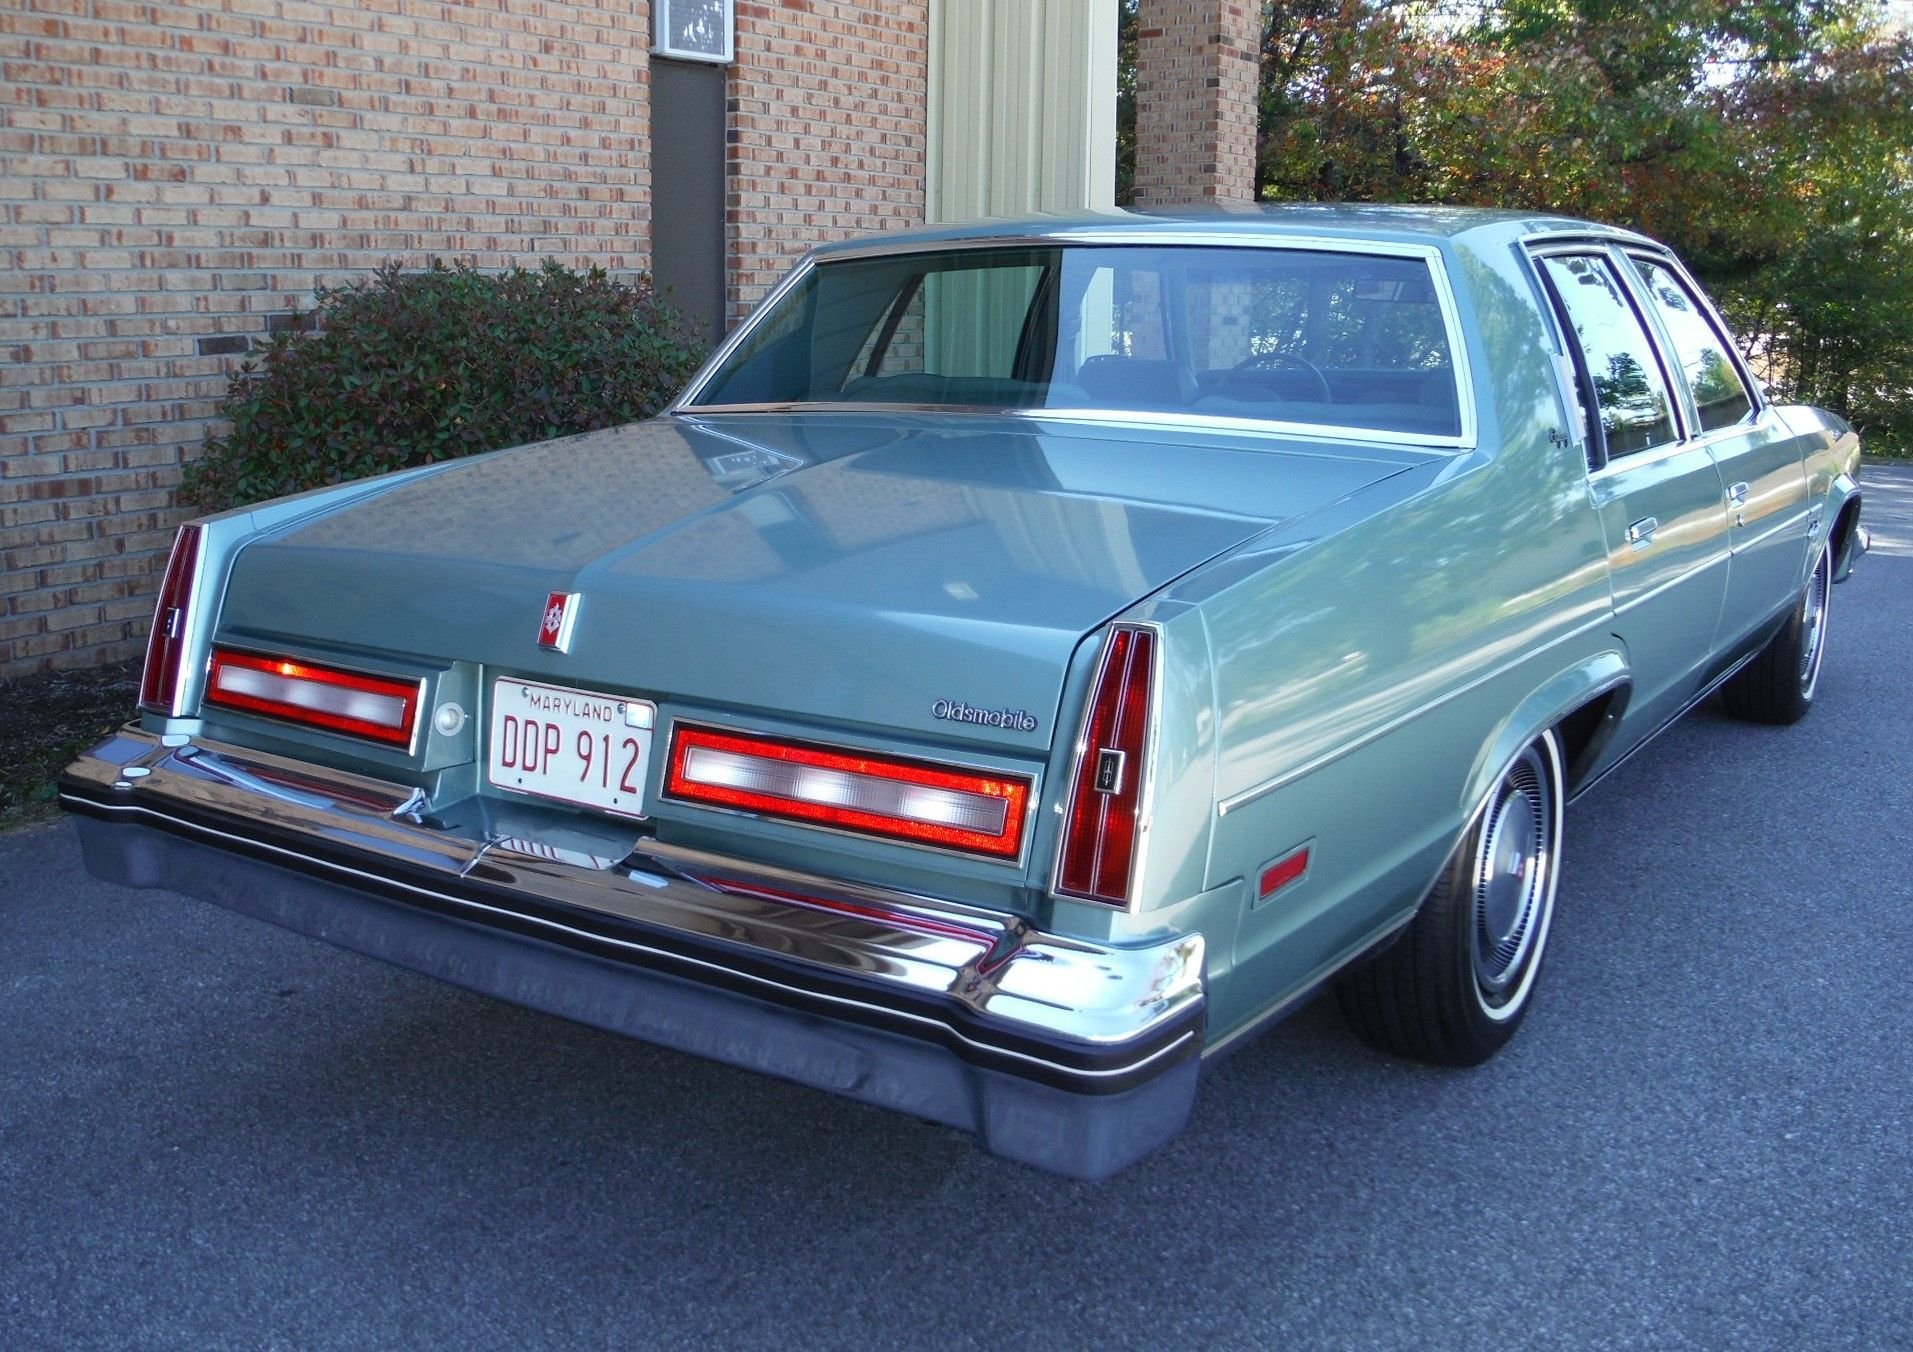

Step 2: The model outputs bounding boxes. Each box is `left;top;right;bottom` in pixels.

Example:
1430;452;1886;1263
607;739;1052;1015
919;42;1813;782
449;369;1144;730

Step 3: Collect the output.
62;208;1869;1177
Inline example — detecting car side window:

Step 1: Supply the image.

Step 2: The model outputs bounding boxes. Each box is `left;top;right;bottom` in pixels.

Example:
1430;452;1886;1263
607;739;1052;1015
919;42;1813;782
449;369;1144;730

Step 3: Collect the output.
1538;254;1679;460
1631;258;1756;433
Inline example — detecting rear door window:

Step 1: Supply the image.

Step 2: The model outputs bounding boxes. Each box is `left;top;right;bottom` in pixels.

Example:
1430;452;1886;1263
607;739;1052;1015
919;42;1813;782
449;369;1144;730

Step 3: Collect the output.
1538;254;1680;459
1631;257;1755;434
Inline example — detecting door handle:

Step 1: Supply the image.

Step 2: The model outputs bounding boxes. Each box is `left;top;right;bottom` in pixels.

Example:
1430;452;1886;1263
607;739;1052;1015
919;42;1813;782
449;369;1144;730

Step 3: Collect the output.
1624;516;1658;548
1727;481;1749;506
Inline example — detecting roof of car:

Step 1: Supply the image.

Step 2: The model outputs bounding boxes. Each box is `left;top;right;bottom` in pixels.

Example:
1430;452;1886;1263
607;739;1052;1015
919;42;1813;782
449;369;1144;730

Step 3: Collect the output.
810;203;1655;256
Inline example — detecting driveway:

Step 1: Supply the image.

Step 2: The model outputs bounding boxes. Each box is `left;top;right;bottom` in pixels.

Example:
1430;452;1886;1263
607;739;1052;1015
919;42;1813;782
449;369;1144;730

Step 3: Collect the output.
3;465;1909;1349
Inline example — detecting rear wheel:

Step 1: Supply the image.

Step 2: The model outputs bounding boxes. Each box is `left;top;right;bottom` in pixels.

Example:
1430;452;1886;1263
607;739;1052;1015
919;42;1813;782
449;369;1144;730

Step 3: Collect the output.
1719;542;1832;726
1337;729;1565;1067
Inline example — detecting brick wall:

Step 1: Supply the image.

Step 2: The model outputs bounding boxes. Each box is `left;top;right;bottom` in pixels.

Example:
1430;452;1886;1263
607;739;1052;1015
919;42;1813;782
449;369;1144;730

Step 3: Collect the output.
0;0;659;674
1131;0;1259;206
1;0;938;676
725;0;928;322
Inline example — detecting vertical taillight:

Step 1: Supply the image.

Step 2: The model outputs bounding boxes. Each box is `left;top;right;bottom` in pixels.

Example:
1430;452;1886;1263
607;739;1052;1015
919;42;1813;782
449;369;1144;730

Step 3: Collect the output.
139;523;204;716
1055;625;1156;907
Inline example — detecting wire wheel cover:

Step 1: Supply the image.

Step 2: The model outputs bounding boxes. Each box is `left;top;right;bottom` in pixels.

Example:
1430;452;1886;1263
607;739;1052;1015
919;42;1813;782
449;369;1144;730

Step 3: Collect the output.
1470;748;1556;1005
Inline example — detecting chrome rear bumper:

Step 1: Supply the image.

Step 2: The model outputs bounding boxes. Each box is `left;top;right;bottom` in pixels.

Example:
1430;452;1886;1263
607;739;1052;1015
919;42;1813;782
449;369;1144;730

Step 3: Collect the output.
61;728;1206;1178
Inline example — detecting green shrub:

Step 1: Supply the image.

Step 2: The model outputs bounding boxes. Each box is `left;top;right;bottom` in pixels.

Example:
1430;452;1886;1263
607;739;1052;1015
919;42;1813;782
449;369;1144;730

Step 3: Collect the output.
185;260;707;511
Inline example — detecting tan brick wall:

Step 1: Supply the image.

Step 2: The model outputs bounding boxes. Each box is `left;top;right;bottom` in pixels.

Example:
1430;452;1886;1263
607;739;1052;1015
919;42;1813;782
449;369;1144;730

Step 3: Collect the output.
1;0;657;673
725;1;928;323
1131;0;1259;206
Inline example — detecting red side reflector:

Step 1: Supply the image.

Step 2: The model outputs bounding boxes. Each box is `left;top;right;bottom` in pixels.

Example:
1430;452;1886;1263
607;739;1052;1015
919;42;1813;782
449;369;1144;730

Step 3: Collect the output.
205;649;423;749
665;724;1032;860
1258;845;1312;900
1055;625;1156;907
139;523;204;715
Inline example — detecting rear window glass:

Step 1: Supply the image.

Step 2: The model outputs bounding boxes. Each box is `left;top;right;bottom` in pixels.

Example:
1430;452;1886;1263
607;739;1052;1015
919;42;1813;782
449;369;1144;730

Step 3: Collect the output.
691;244;1464;440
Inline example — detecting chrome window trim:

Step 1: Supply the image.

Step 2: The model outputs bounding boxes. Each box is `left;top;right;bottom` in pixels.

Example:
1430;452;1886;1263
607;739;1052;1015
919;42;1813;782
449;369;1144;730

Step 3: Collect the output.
818;229;1465;259
657;715;1042;870
1583;401;1780;478
670;403;1464;453
1586;430;1723;481
673;240;1478;452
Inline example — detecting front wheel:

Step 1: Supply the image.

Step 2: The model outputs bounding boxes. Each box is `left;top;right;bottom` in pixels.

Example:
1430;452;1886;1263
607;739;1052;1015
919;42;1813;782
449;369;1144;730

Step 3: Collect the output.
1719;542;1832;726
1337;729;1566;1067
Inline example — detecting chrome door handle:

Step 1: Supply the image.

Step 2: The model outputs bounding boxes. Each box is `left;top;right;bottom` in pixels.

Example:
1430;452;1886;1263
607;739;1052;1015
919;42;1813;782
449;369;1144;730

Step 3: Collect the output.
1727;481;1749;507
1624;516;1658;548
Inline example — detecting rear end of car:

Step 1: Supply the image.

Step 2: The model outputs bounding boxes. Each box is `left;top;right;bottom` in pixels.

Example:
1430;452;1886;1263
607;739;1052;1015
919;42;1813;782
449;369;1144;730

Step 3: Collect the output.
64;216;1472;1175
63;499;1215;1178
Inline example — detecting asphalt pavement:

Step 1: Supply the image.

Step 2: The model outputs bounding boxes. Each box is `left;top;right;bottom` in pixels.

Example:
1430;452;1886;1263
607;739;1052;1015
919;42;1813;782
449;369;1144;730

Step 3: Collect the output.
3;466;1909;1350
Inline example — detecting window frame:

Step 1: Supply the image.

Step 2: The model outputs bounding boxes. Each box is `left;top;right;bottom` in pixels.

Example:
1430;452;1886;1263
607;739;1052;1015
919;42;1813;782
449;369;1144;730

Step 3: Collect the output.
653;0;734;64
1617;248;1764;441
1527;240;1691;472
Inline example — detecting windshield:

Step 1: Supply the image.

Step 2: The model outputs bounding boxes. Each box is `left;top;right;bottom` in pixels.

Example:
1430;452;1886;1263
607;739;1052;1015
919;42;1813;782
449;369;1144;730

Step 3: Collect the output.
686;243;1463;440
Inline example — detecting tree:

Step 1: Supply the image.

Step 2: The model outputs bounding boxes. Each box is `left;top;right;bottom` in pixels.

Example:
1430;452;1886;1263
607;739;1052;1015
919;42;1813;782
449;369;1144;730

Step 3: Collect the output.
1242;0;1913;451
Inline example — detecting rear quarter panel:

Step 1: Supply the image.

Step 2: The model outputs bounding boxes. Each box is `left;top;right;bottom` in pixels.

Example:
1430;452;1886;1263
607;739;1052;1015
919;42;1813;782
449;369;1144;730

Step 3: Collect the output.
1172;233;1622;1044
1779;404;1865;578
144;462;473;736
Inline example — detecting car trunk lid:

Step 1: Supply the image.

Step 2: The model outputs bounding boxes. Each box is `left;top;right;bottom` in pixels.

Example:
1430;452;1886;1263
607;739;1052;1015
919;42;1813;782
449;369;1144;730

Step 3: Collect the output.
216;414;1421;752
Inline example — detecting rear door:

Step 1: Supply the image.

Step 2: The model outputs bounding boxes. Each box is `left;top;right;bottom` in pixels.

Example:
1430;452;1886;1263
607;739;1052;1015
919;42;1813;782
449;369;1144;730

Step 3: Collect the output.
1533;248;1731;732
1622;252;1811;649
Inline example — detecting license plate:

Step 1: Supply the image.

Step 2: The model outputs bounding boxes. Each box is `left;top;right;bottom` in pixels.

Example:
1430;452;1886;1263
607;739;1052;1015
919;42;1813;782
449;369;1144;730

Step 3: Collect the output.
487;677;655;819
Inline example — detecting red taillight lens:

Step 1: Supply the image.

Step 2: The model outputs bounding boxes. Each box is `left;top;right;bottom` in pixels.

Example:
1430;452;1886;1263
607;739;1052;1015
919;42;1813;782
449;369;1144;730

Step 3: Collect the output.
140;523;205;715
665;724;1032;860
1055;625;1156;906
204;649;423;749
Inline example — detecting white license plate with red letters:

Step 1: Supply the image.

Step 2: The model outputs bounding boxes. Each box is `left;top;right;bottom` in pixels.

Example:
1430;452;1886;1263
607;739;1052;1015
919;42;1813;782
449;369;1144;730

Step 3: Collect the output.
487;677;655;819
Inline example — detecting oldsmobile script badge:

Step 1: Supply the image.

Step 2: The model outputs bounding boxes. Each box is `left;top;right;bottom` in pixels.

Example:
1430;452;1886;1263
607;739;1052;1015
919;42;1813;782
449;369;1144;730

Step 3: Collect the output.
932;699;1038;733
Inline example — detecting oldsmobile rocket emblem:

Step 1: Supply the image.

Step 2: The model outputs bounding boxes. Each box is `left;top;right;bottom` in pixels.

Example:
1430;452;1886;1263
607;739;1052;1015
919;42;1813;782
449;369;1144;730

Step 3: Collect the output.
537;592;580;653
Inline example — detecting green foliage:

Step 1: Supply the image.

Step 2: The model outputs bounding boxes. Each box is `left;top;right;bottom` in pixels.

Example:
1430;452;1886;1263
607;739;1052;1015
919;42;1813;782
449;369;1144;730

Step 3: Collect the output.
1237;0;1913;453
1116;0;1140;205
186;260;707;511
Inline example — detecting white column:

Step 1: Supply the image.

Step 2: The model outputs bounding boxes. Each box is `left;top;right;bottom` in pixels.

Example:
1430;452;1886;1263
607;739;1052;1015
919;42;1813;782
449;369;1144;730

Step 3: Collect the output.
927;0;1119;224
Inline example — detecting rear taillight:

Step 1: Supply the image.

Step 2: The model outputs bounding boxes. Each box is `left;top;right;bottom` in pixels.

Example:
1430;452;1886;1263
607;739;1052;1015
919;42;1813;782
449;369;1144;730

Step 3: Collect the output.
665;724;1032;860
1055;624;1156;907
204;649;423;749
139;523;205;715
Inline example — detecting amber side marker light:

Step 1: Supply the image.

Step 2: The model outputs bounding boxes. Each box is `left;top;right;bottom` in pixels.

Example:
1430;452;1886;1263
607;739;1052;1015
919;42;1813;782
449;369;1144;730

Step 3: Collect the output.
665;724;1032;860
139;523;205;716
205;649;423;749
1055;625;1156;907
